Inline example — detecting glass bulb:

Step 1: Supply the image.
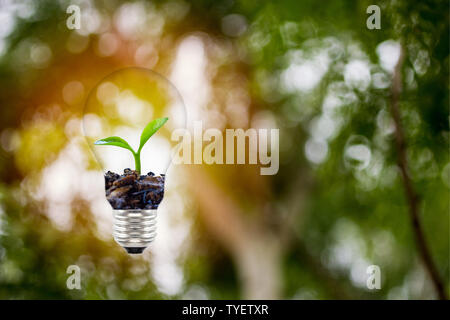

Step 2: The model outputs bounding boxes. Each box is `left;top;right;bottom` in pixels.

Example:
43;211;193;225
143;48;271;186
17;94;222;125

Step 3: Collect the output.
83;67;186;254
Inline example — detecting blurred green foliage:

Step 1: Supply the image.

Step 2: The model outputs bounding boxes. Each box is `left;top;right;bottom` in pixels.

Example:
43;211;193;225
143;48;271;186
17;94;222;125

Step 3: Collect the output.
0;0;448;299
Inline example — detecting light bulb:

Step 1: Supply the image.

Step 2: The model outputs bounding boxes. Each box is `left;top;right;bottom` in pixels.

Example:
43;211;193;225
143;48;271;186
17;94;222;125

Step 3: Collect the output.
83;67;186;254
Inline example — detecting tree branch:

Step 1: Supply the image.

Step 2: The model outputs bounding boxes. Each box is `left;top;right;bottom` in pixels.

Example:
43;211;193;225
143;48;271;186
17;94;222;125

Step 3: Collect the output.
389;45;447;300
189;167;283;299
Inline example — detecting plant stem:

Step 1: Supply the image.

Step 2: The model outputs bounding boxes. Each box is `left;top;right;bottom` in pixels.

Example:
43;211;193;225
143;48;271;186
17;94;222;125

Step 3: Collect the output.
134;151;141;174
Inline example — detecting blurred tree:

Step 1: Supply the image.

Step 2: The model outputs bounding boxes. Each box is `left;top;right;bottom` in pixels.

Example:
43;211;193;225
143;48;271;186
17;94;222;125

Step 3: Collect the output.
0;0;448;300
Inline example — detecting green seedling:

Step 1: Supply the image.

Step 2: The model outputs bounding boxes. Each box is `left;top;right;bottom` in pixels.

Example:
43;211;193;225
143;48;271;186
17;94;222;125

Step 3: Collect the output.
94;117;168;174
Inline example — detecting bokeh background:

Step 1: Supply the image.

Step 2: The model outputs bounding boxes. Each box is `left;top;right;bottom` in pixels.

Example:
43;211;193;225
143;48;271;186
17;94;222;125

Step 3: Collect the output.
0;0;448;299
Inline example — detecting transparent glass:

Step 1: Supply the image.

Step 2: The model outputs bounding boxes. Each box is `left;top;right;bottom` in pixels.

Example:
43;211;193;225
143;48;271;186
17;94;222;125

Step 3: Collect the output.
82;67;186;253
83;67;186;175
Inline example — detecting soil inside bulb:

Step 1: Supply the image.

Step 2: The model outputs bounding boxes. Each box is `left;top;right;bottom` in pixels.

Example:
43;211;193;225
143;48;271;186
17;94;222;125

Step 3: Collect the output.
105;168;165;210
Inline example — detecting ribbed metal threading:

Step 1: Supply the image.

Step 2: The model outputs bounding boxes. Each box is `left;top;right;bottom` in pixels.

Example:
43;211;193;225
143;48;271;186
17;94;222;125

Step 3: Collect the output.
113;209;157;254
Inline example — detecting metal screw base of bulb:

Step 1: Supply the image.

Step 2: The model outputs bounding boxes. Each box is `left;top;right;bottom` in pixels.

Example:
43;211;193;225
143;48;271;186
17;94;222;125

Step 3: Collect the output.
113;209;157;254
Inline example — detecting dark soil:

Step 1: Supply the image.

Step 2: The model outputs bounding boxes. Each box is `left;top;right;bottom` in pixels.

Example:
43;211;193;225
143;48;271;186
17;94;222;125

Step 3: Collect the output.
105;168;165;210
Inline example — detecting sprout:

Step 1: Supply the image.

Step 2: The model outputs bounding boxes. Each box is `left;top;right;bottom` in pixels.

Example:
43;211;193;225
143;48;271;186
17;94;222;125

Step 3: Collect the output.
94;117;168;174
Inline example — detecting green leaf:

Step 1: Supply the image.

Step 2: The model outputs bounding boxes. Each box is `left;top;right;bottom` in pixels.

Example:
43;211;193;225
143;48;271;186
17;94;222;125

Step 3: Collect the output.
94;136;135;154
138;117;168;152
